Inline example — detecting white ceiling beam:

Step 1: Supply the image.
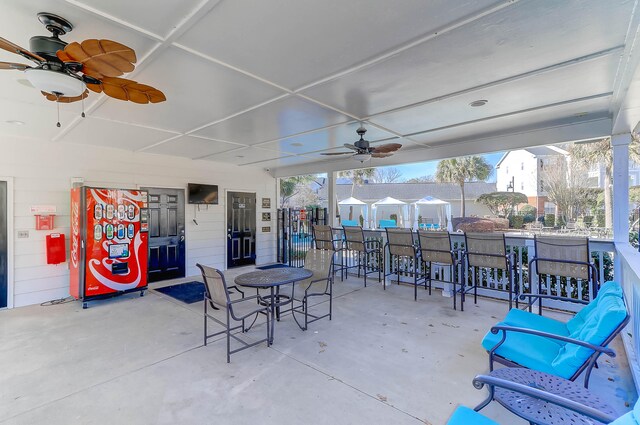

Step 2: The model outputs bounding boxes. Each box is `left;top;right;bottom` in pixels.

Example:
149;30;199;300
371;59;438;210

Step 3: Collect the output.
272;117;612;178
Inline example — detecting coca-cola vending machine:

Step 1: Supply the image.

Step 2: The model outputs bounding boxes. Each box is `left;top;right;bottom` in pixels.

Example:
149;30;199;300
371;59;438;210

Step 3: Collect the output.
70;187;149;308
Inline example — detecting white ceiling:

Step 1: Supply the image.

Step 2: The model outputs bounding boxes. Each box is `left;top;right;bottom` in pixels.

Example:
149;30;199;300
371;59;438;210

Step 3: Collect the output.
2;0;640;177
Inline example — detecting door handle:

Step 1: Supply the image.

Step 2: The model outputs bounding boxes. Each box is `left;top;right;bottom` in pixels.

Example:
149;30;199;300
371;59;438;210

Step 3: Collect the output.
227;234;231;239
180;235;185;242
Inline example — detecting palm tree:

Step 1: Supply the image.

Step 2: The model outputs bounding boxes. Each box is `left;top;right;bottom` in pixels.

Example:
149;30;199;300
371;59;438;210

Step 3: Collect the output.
570;137;640;228
435;156;492;217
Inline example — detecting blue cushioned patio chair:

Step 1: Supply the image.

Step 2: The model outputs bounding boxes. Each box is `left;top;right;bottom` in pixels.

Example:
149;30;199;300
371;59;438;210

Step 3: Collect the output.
447;374;636;425
482;281;630;387
378;219;396;228
340;219;358;226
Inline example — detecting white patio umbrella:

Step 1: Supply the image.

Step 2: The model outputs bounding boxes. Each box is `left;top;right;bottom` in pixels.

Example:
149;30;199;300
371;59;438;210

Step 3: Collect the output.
412;196;453;231
338;196;369;227
371;196;409;228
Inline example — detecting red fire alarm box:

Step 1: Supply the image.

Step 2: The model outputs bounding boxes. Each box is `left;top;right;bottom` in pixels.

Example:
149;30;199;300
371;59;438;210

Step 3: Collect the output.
36;214;55;230
46;233;66;265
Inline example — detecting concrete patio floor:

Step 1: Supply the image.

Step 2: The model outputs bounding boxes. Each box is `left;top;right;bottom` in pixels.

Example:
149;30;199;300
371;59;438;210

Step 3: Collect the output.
1;271;636;425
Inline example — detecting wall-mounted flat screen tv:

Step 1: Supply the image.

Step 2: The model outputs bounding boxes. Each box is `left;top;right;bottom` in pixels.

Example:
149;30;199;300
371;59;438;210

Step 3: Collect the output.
188;183;219;204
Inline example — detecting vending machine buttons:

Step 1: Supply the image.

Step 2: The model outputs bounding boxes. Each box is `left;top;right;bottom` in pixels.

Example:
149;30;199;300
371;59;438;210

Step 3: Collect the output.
117;224;125;239
94;204;103;220
127;223;134;239
105;224;114;240
94;224;103;240
106;204;115;220
117;204;125;220
127;204;135;220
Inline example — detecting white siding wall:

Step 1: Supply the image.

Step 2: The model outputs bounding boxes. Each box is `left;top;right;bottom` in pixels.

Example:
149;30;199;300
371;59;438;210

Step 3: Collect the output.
2;136;277;308
496;150;539;197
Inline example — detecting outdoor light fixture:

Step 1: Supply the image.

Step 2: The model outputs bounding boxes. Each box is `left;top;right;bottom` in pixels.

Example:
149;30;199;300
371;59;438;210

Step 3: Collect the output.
352;153;371;162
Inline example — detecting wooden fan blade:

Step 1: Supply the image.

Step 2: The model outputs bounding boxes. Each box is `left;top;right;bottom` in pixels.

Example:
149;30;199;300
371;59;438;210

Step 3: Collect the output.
371;152;394;158
371;143;402;154
99;77;166;104
0;37;45;63
343;143;358;150
0;61;30;70
61;39;136;78
321;152;353;156
41;90;89;103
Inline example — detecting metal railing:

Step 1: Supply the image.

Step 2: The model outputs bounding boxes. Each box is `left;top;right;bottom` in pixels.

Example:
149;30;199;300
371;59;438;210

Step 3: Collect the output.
279;227;616;312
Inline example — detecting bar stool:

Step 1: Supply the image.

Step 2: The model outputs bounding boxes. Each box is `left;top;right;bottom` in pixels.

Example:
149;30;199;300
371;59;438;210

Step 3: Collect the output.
417;230;463;309
312;224;346;281
384;228;426;300
463;232;517;311
343;225;382;287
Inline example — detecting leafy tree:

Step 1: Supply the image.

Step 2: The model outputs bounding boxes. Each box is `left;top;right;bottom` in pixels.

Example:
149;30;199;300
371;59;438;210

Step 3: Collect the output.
630;185;640;204
570;137;640;227
279;175;316;207
372;167;403;183
338;168;376;196
435;156;492;217
541;156;590;224
405;175;435;183
476;191;528;217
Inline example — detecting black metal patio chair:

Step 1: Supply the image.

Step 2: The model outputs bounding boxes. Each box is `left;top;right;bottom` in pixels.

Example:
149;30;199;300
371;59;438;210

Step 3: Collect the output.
462;232;517;311
289;248;335;330
312;224;346;280
343;225;382;286
384;228;426;300
523;235;598;314
196;264;270;363
417;230;464;309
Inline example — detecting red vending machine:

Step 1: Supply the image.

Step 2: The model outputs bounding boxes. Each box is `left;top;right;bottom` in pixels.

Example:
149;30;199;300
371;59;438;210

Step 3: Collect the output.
70;187;149;308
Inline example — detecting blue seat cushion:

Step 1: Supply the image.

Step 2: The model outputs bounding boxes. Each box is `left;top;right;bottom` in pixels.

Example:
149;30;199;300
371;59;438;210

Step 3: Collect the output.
502;308;569;341
552;293;627;377
567;281;623;334
482;325;562;376
447;406;499;425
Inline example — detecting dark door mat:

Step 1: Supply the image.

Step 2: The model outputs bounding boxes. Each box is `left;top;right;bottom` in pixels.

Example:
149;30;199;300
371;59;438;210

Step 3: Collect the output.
256;263;289;270
154;281;205;304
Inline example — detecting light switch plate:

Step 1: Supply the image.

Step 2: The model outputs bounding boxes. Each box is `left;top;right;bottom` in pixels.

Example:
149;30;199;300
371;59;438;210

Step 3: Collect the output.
17;230;29;239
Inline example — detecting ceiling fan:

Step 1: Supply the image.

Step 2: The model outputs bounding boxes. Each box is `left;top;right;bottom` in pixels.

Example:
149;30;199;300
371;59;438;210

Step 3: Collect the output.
0;12;166;126
321;125;402;162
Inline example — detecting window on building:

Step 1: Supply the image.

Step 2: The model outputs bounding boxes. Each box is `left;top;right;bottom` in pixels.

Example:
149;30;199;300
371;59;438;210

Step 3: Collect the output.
506;166;509;174
521;162;524;170
539;179;544;192
540;159;544;170
521;182;524;190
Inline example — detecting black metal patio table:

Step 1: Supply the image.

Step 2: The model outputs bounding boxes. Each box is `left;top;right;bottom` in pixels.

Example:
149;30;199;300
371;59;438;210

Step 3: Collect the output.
234;267;313;344
488;368;616;424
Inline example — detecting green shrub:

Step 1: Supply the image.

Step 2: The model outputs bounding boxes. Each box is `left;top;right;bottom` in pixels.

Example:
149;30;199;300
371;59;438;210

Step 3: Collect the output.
556;216;566;228
596;212;606;227
583;215;594;228
519;205;537;223
509;215;524;229
544;213;555;227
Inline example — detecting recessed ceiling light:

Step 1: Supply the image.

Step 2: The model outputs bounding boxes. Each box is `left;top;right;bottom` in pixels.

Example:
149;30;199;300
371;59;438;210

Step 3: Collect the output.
236;155;245;158
5;120;25;125
469;99;488;107
290;142;303;147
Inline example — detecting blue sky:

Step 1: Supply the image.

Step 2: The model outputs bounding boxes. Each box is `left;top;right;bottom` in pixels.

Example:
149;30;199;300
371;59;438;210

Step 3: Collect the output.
379;151;505;182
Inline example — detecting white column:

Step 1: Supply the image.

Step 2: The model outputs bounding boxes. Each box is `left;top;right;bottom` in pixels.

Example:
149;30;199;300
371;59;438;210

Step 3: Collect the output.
327;171;337;227
612;133;631;245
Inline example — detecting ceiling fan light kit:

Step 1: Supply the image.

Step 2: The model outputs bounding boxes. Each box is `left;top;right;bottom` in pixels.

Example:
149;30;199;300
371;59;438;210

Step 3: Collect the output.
352;153;372;162
0;12;166;127
25;68;85;97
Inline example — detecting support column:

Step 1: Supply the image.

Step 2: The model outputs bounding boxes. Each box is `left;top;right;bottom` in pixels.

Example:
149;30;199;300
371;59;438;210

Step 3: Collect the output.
327;171;337;227
612;133;631;282
612;133;631;245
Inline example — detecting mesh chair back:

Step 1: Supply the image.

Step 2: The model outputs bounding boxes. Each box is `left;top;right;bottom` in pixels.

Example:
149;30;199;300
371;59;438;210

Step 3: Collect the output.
418;231;454;264
344;226;366;252
304;248;335;281
465;232;508;269
386;228;416;257
534;236;591;279
196;264;229;308
313;224;335;250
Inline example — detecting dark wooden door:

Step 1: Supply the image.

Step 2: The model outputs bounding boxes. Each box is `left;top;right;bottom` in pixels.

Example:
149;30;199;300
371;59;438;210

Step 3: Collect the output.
0;181;6;308
227;191;256;268
144;188;186;282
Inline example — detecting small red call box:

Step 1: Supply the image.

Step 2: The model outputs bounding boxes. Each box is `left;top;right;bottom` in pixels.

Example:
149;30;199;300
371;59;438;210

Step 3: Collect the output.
35;214;55;230
46;233;66;265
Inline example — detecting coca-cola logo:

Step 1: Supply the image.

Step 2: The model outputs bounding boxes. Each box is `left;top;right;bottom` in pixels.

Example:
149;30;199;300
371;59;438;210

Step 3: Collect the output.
70;201;80;268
